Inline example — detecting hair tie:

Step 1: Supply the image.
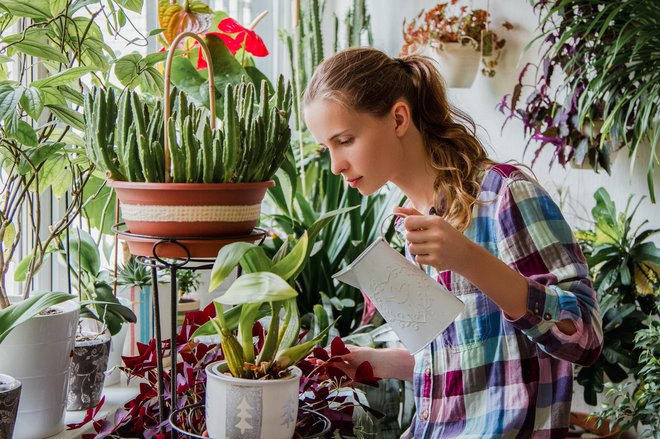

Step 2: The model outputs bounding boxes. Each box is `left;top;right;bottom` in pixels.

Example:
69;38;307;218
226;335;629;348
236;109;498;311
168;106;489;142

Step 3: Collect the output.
396;57;407;68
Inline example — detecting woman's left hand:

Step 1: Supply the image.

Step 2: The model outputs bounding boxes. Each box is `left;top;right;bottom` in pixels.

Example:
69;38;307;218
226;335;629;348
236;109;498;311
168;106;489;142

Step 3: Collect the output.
394;206;475;273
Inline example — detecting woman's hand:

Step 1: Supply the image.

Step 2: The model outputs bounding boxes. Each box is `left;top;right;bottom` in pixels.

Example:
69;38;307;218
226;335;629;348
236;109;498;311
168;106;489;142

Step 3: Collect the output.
336;345;414;382
394;206;476;274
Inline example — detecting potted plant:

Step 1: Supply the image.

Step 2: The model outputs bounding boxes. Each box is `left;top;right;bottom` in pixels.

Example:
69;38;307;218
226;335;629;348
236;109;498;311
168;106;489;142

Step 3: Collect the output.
84;67;292;257
45;229;136;410
0;0;147;433
401;1;512;87
191;210;351;438
574;188;659;407
0;292;74;438
500;1;658;198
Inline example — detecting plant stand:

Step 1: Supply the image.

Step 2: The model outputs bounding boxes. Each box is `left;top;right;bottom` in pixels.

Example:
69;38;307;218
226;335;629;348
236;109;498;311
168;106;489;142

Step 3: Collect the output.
169;403;331;439
114;224;267;438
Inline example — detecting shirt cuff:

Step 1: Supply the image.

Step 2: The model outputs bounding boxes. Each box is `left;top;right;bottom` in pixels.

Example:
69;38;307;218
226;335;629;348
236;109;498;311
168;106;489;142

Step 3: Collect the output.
504;277;581;343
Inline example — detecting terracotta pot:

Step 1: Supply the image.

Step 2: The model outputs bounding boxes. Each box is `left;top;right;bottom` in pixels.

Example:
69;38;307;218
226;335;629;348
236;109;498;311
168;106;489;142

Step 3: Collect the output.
67;331;112;411
0;374;21;439
120;229;265;258
109;180;275;238
568;411;620;438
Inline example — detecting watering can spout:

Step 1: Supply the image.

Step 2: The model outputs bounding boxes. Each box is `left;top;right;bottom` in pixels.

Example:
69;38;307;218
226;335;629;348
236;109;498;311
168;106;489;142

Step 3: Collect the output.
332;266;361;290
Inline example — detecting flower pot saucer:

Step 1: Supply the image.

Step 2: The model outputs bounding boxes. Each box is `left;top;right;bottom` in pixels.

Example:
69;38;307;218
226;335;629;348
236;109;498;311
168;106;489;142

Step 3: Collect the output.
119;228;267;259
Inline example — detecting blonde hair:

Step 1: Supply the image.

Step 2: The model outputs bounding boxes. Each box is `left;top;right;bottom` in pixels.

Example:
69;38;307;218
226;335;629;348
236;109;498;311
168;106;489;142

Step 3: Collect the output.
304;47;495;232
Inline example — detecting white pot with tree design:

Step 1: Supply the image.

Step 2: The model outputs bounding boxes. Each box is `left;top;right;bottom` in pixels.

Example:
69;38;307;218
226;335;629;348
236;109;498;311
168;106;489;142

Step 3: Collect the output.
205;362;302;439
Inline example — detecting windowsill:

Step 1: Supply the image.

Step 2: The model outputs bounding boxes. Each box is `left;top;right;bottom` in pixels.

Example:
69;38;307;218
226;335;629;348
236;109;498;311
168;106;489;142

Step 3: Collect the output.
48;379;140;438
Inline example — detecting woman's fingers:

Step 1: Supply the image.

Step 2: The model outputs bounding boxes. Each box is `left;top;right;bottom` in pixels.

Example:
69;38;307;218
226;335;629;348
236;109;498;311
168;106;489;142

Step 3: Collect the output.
393;206;422;216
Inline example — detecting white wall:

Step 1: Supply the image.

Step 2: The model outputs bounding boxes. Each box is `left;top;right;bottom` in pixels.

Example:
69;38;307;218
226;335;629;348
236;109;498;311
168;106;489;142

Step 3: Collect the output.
334;0;659;233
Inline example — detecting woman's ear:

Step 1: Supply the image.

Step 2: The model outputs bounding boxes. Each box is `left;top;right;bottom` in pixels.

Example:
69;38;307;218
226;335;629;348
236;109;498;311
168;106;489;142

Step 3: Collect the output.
391;100;412;138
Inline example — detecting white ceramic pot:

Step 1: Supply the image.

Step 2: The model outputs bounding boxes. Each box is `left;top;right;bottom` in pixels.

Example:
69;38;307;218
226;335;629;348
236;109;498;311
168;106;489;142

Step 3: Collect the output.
0;299;79;439
205;362;301;439
423;42;481;88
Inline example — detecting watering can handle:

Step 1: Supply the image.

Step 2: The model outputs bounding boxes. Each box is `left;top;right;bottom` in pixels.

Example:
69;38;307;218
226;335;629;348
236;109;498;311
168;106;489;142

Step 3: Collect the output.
380;212;451;291
380;213;407;242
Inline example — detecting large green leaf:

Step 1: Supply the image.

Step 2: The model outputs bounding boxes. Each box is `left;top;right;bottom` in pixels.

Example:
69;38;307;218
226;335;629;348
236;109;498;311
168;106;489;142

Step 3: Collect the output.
170;55;207;107
0;0;51;19
271;232;309;281
0;85;23;121
190;302;270;338
0;292;74;343
112;0;143;13
81;175;115;235
68;228;100;276
45;104;85;131
10;120;37;146
209;242;258;291
113;54;142;88
17;142;64;174
215;272;298;305
19;86;44;119
8;37;67;63
32;67;97;89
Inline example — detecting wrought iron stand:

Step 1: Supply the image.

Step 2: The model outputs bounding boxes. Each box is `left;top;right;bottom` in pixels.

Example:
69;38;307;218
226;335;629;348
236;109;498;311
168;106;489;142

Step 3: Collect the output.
114;224;267;438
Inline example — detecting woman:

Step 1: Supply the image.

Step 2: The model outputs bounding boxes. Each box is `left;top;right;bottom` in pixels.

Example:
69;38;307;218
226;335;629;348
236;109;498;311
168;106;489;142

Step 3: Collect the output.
303;47;603;438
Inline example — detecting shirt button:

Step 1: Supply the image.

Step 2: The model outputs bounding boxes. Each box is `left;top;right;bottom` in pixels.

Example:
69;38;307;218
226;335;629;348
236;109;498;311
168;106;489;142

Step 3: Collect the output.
544;313;552;321
422;410;429;420
424;367;431;377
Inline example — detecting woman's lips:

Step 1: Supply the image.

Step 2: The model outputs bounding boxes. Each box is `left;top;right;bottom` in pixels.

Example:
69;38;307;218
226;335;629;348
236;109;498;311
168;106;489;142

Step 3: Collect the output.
347;177;362;188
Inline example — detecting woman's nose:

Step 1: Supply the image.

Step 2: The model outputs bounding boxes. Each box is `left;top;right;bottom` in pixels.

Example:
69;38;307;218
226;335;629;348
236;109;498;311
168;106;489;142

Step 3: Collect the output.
329;150;348;176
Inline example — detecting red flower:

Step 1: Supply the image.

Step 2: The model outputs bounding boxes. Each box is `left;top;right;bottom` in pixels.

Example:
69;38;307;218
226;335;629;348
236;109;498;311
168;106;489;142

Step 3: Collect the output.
197;17;268;70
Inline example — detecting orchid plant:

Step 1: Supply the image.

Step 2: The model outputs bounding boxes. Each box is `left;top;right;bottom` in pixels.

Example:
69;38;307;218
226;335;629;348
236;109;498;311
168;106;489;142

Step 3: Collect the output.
191;208;354;380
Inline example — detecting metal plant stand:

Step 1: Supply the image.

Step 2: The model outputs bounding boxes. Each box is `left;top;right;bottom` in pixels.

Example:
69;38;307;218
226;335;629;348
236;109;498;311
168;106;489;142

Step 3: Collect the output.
114;224;267;438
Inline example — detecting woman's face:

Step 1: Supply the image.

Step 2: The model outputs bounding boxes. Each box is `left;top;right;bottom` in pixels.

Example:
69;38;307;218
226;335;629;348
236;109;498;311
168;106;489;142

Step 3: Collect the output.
304;98;405;195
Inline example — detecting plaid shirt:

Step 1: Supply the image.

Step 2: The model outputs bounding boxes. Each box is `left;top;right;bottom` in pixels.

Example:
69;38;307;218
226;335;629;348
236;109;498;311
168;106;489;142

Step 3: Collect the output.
398;164;603;438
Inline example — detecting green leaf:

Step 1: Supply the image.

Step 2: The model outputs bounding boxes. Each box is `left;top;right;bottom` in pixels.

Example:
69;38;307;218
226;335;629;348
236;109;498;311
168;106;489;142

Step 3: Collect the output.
2;222;16;260
50;0;68;15
46;104;84;131
113;54;141;88
10;120;37;146
112;0;143;13
17;142;64;174
271;232;309;281
0;292;74;343
32;67;97;89
40;155;72;197
191;302;270;339
19;86;44;119
81;175;115;234
0;85;24;121
68;228;101;276
1;0;51;19
215;272;298;305
275;317;339;368
9;38;67;63
209;242;258;291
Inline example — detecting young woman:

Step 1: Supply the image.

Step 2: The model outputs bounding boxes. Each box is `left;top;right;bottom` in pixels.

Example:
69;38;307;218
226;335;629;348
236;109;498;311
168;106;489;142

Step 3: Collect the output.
303;47;603;438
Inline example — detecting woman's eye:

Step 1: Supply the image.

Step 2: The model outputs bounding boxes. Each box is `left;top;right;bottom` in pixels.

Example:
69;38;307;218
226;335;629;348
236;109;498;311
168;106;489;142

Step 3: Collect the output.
338;138;353;146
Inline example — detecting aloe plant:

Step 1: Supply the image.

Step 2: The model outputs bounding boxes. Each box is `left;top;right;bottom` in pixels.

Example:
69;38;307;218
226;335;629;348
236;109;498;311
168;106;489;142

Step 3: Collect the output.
191;208;351;379
83;75;292;184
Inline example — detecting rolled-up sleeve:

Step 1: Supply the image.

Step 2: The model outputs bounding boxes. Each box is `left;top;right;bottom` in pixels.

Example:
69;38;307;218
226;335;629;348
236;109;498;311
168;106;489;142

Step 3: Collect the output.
496;178;603;366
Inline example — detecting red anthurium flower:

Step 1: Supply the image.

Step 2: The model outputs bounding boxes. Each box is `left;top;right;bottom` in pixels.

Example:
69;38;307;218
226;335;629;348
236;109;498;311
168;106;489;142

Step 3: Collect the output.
196;17;268;70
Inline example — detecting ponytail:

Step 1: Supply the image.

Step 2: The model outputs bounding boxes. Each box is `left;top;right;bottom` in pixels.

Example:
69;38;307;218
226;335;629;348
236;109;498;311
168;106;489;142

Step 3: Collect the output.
305;48;494;232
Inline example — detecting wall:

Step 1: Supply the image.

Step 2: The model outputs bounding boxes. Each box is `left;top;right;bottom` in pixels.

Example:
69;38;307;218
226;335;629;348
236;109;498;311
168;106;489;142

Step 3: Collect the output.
334;0;659;233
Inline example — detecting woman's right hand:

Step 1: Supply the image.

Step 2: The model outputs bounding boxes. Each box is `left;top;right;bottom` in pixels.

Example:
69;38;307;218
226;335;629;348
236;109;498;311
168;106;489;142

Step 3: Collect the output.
336;346;415;382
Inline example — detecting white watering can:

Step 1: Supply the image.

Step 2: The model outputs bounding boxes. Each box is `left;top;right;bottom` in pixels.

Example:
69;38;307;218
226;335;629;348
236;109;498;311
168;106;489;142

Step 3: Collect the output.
333;214;465;354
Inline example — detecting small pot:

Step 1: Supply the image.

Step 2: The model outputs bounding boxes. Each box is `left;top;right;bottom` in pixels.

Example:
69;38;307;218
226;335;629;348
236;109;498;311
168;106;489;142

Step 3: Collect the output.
67;331;112;411
205;361;302;439
423;42;481;88
0;374;21;439
568;411;620;438
109;180;275;239
177;296;200;325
